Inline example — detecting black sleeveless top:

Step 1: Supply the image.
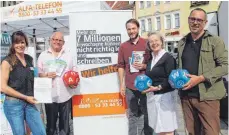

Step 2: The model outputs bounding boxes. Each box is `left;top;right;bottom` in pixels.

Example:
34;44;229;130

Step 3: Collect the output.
4;54;34;96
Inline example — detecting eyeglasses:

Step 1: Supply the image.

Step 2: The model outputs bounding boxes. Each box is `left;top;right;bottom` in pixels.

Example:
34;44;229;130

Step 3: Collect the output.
52;38;64;43
188;17;205;24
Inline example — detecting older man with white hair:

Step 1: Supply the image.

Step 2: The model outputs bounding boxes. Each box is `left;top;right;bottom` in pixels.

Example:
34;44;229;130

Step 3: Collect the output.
37;31;77;135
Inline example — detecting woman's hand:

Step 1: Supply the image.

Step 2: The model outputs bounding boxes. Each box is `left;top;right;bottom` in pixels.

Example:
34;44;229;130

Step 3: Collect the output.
25;96;38;104
142;86;160;94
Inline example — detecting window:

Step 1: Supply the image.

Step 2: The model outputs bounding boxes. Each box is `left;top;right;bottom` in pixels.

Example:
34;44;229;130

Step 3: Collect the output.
140;1;144;9
16;1;23;4
146;1;151;8
164;1;170;4
141;20;146;32
165;15;171;29
147;18;152;31
174;13;180;28
129;1;134;5
155;17;161;30
154;1;160;6
3;1;6;7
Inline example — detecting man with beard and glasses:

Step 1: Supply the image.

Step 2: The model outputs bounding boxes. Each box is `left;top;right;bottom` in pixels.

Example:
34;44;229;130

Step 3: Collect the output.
177;8;228;135
117;19;153;135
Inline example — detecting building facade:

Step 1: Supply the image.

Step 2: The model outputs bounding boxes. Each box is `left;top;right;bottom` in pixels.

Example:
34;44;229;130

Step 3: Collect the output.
135;1;220;54
106;1;134;10
106;1;135;16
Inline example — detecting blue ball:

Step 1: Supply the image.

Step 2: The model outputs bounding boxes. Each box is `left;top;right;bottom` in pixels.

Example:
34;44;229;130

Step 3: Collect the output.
134;74;153;92
169;69;190;89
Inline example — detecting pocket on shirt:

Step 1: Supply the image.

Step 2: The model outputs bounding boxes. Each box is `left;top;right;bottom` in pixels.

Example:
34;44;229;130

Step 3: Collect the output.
201;49;214;63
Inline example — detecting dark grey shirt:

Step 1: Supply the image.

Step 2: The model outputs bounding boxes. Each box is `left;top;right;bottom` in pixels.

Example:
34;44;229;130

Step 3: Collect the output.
4;54;34;97
180;33;204;97
145;53;176;95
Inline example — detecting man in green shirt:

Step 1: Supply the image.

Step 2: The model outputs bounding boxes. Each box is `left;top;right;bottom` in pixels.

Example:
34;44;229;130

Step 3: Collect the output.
177;8;228;135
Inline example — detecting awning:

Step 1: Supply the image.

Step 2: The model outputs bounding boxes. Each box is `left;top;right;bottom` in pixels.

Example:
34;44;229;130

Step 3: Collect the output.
1;1;111;38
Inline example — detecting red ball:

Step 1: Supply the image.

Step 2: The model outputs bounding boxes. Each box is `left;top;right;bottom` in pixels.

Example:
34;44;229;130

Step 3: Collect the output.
62;71;80;87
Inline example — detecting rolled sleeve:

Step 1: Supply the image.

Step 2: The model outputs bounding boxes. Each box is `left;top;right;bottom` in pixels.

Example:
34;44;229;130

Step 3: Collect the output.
202;37;228;85
117;44;125;69
37;53;45;74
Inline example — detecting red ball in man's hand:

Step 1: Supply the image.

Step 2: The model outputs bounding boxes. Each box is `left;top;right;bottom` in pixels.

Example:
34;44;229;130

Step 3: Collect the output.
63;71;80;87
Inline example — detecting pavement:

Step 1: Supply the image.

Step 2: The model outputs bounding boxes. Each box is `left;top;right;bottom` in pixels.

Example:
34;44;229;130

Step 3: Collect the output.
51;91;228;135
173;92;228;135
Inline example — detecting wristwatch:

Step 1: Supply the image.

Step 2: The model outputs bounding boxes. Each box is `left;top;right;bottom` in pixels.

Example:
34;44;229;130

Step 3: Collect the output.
157;85;162;90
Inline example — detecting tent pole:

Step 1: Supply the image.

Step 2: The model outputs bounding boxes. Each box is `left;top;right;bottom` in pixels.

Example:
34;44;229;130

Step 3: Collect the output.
33;29;37;66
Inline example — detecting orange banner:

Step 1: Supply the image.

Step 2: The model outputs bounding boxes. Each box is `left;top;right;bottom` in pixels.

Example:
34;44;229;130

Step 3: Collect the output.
72;93;127;117
81;64;118;78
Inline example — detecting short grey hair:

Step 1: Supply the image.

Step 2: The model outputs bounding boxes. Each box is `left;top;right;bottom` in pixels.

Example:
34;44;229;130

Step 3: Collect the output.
190;8;207;20
50;31;64;40
147;31;165;51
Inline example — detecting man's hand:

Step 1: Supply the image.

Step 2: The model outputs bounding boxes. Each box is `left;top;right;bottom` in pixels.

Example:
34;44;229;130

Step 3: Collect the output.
69;85;77;89
47;72;57;78
182;74;205;90
120;85;126;97
132;63;146;70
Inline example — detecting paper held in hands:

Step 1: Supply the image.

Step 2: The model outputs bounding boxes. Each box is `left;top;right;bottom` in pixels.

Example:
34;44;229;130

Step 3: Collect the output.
34;78;52;103
129;51;145;73
48;61;66;76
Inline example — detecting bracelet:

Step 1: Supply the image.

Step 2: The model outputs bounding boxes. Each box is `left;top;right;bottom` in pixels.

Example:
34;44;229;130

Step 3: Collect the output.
22;95;28;101
157;85;162;91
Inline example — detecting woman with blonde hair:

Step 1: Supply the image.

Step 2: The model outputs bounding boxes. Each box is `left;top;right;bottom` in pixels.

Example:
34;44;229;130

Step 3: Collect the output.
143;32;178;135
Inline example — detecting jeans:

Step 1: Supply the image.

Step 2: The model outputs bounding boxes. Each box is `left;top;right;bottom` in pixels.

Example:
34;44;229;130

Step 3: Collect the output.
125;88;153;135
3;97;46;135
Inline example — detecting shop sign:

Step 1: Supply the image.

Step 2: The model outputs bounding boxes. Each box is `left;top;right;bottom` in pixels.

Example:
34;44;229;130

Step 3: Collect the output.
165;31;180;36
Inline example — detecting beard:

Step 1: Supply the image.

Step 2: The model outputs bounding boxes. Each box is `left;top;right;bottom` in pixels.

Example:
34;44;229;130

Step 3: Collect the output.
129;33;139;40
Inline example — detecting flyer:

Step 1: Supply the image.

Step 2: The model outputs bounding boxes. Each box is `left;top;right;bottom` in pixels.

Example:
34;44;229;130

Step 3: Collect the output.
34;78;52;103
130;51;145;73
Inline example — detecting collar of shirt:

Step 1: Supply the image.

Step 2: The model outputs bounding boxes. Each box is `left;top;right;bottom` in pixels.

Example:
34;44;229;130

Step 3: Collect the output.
129;36;140;45
47;47;67;59
187;32;205;43
150;49;166;70
152;49;166;58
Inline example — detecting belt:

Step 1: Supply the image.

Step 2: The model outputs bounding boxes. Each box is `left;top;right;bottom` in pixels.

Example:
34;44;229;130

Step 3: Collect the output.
5;95;20;101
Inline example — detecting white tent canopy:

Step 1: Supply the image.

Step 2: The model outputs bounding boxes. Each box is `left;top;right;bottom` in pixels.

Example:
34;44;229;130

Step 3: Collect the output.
1;1;111;38
2;15;69;37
